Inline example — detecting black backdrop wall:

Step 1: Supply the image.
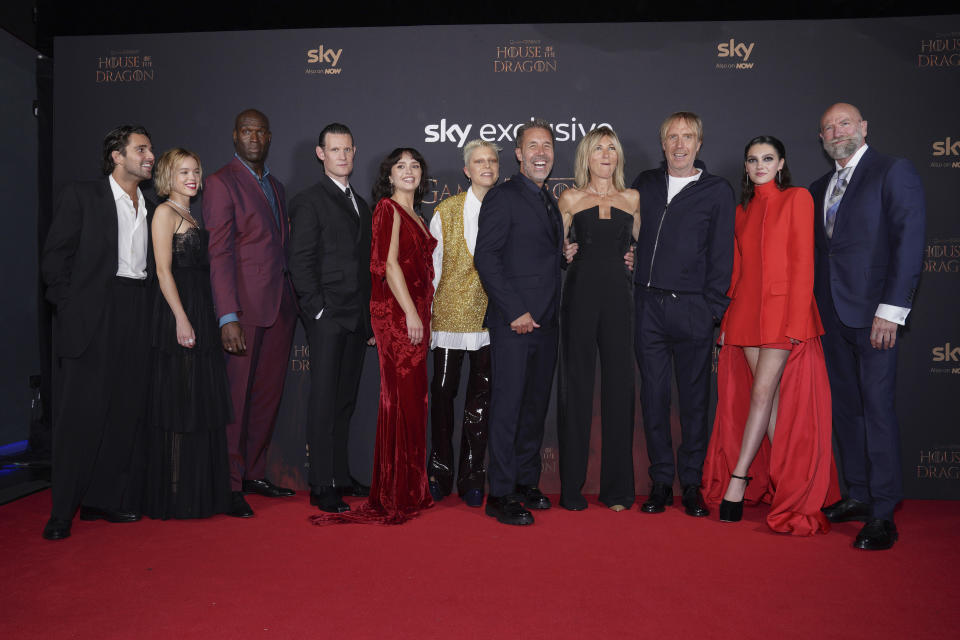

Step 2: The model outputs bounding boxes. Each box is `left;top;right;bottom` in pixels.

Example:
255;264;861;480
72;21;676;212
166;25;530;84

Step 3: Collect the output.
50;17;960;499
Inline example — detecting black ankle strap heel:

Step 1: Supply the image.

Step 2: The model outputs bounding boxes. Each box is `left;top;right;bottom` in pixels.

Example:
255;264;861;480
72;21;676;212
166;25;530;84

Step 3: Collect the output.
719;474;753;523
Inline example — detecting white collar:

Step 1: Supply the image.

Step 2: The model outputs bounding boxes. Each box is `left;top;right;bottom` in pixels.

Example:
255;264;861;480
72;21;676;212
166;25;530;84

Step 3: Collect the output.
108;174;143;204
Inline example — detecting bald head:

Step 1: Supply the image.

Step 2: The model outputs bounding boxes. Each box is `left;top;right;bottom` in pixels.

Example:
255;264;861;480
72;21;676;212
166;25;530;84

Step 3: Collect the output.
819;102;867;164
232;109;272;170
234;108;270;132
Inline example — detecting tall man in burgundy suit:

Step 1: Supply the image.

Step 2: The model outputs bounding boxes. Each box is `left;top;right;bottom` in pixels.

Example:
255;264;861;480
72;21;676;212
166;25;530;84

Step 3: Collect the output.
205;109;298;517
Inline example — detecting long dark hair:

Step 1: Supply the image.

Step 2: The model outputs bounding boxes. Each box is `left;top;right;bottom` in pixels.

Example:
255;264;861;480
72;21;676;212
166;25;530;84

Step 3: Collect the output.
740;135;792;207
371;147;430;209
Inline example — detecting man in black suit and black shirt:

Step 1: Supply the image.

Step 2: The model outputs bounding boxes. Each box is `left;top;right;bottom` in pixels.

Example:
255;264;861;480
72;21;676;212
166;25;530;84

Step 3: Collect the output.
288;123;373;513
41;125;156;540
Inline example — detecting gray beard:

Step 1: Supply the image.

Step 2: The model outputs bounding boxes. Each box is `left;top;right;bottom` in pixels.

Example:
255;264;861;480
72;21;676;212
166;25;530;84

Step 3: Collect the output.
824;137;860;161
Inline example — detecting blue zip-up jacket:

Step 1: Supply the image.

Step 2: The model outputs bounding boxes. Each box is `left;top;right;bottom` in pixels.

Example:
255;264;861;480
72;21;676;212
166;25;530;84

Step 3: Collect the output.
632;162;736;321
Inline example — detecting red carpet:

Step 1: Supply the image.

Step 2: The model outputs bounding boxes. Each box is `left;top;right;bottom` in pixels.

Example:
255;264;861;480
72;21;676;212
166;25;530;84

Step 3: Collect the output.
1;491;957;639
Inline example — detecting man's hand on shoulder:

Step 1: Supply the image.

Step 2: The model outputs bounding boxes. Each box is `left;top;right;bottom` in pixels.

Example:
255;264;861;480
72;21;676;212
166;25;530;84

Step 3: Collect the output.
221;321;247;354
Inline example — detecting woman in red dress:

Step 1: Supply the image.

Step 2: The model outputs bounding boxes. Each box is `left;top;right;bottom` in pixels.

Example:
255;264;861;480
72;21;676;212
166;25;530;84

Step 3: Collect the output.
702;136;839;535
311;148;436;525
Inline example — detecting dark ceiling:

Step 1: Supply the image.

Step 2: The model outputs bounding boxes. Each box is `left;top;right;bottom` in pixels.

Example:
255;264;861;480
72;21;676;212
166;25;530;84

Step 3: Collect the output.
2;0;957;56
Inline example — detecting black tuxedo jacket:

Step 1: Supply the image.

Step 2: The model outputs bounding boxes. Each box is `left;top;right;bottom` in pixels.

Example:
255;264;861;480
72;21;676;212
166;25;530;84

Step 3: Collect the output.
474;173;563;329
288;174;372;336
42;178;156;358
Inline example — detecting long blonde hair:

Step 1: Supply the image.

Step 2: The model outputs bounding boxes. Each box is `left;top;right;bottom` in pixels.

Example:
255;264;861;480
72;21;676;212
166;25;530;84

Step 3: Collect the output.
573;126;625;191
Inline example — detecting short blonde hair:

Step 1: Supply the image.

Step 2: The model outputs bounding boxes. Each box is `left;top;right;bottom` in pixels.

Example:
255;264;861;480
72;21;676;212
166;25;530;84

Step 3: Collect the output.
573;126;625;191
659;111;703;145
153;148;203;197
462;139;501;166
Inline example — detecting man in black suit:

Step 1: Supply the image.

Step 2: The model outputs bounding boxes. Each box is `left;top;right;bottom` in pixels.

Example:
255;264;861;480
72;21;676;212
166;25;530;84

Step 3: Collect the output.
40;125;156;540
288;122;373;513
474;119;562;526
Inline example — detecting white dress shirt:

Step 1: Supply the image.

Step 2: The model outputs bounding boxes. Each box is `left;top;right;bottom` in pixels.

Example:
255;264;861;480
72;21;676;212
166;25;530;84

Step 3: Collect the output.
109;175;148;279
430;187;490;351
822;144;909;325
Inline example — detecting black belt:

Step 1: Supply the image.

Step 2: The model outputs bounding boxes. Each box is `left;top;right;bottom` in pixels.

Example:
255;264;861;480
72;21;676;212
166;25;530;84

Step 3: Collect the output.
114;275;148;287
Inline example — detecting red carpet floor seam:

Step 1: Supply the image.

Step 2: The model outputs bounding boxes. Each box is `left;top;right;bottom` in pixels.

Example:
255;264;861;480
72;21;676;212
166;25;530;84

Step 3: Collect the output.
1;491;957;639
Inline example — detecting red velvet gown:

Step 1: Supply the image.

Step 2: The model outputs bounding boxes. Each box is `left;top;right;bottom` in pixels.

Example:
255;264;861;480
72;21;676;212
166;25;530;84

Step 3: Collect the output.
311;198;435;525
702;182;840;535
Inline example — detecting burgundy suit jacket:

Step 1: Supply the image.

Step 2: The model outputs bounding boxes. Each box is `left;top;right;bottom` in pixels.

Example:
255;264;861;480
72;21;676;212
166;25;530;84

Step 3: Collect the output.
204;156;289;328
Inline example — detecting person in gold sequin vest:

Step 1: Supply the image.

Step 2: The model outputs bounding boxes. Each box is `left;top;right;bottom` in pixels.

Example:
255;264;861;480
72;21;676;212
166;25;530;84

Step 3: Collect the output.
427;140;500;508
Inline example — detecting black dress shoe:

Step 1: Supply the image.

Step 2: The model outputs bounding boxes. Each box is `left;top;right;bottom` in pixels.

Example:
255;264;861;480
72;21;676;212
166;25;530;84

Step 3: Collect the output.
428;479;444;502
854;519;898;550
79;506;141;523
462;488;484;508
485;494;534;526
242;478;295;498
681;485;709;517
42;517;72;540
559;494;588;511
640;482;673;513
338;476;370;498
310;487;350;513
516;484;551;510
227;492;254;518
822;497;872;523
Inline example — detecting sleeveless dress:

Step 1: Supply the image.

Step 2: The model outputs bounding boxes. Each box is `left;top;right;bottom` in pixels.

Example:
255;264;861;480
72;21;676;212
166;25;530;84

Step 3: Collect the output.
311;197;436;525
702;183;840;535
144;223;232;519
558;207;635;508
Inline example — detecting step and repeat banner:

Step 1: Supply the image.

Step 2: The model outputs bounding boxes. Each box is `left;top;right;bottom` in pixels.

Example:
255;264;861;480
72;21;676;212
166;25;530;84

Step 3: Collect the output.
52;17;960;499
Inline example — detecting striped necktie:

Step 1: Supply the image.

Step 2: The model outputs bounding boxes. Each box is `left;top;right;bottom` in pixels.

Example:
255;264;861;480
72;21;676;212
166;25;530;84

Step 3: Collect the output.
824;166;851;239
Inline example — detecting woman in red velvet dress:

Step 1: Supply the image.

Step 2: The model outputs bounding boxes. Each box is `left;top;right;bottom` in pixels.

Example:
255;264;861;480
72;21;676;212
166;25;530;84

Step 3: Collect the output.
311;148;436;525
702;136;839;535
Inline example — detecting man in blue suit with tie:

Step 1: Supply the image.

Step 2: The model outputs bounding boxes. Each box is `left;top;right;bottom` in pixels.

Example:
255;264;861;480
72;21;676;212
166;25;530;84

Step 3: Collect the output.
811;102;925;550
474;119;562;526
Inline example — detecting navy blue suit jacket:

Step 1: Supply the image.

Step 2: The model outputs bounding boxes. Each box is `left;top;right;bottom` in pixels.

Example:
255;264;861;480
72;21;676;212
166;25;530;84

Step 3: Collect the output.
810;146;925;328
474;173;563;329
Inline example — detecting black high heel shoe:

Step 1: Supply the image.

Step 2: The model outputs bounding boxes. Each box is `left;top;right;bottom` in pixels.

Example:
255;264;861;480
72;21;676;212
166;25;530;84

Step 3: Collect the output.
719;473;753;523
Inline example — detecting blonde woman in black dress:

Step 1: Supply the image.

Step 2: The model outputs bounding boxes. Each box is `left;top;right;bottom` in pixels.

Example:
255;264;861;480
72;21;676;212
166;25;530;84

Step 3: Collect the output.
557;127;640;512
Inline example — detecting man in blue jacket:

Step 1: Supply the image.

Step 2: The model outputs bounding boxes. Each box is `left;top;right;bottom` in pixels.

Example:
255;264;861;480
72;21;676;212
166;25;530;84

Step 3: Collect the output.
632;111;735;518
811;102;925;551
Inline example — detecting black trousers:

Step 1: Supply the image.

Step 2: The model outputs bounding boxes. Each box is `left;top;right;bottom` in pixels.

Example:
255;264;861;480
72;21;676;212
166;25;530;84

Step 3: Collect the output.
51;277;151;520
305;317;366;491
634;287;714;488
428;345;491;496
558;292;635;508
486;324;558;497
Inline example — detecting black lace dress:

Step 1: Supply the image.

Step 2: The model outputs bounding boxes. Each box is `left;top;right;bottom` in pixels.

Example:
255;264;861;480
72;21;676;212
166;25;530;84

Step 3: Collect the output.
145;224;232;519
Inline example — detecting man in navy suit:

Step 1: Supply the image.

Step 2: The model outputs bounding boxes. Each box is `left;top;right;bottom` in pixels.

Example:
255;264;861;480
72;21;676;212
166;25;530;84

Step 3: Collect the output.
811;102;925;550
474;119;562;526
